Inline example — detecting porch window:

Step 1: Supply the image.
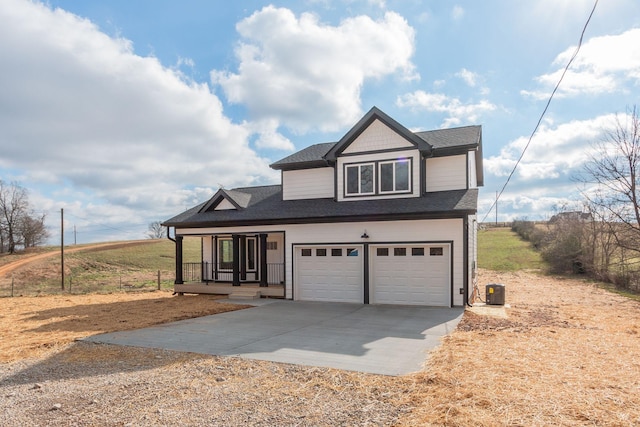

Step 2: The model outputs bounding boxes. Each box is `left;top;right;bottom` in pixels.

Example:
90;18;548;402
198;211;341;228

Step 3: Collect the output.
219;239;233;269
247;238;256;270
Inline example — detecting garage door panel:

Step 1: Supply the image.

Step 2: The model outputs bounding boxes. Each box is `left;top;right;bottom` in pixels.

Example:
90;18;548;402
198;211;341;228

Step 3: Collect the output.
371;245;450;306
295;245;364;303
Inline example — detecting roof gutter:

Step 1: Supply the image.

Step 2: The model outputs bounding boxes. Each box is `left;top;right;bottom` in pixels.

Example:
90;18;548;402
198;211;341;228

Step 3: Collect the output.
163;210;477;230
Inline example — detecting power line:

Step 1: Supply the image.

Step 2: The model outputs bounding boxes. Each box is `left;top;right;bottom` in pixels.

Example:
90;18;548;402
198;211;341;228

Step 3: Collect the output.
481;0;599;223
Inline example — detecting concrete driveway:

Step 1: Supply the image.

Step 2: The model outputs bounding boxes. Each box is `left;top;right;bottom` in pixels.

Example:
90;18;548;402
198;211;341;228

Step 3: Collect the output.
85;300;463;376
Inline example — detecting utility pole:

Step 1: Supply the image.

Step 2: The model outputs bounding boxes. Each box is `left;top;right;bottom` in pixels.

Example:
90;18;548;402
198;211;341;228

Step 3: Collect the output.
495;191;498;225
61;208;64;290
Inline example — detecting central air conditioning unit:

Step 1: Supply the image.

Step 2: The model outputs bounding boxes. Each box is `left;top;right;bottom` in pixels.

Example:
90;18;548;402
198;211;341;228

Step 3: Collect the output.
486;283;505;305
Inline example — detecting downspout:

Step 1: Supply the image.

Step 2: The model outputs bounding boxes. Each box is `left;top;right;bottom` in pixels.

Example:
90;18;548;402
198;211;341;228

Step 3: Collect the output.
463;216;472;307
166;226;184;288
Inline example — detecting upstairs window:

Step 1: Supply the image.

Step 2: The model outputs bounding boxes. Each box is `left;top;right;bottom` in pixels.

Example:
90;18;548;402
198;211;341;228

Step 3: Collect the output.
346;163;374;195
344;158;412;197
379;159;410;193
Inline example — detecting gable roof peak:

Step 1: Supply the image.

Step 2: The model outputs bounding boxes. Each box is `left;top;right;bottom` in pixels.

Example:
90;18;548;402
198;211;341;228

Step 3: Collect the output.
323;106;430;161
198;187;252;213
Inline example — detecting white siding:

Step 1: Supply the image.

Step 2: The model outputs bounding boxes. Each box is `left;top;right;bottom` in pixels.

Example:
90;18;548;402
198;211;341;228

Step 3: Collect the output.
425;155;467;192
267;233;284;265
336;150;420;201
203;236;212;263
177;217;466;306
468;151;477;188
342;119;413;154
468;215;478;303
215;198;236;210
282;168;334;200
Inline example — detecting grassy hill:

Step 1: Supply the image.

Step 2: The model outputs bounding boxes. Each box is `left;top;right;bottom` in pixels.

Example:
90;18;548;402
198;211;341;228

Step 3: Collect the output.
0;238;201;296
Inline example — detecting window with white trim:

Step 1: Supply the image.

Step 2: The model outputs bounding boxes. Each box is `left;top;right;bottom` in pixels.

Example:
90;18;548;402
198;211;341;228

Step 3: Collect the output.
344;158;412;197
379;159;410;193
346;163;374;196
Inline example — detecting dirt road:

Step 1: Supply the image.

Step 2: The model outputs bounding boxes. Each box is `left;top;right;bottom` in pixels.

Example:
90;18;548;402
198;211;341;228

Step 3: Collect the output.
0;240;158;278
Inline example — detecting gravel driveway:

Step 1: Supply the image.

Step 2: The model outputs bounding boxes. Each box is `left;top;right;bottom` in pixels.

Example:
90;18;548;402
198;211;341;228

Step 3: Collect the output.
0;342;414;426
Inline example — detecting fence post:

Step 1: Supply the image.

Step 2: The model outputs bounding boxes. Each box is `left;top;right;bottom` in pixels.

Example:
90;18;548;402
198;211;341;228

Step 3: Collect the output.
157;270;161;290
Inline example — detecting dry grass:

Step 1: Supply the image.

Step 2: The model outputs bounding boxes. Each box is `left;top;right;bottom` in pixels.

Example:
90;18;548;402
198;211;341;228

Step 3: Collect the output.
0;291;249;363
397;269;640;426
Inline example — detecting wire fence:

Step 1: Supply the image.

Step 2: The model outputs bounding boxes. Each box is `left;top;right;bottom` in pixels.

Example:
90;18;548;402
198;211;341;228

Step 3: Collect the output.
0;270;176;297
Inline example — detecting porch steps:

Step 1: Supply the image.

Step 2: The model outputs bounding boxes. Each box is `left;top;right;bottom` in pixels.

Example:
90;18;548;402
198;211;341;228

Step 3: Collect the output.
228;289;262;300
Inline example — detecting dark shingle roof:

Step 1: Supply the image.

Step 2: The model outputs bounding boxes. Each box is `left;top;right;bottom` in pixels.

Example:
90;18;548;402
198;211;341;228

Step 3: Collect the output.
416;126;481;153
163;185;478;228
270;142;335;170
271;109;482;171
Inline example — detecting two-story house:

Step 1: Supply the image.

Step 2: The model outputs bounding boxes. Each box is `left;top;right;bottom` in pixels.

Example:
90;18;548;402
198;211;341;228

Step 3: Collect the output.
163;107;483;307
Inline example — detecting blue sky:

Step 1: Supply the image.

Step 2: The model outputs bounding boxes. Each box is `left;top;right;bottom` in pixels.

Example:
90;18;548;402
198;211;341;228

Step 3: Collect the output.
1;0;639;243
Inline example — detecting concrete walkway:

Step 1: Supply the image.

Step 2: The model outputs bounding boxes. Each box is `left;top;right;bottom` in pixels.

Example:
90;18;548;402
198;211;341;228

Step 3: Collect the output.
85;300;463;376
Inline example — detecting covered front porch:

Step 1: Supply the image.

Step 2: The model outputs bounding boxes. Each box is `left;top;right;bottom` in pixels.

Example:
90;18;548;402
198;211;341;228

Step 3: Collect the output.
172;231;285;298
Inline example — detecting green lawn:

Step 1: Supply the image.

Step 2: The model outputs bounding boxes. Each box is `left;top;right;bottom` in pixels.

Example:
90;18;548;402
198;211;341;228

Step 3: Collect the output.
478;227;544;271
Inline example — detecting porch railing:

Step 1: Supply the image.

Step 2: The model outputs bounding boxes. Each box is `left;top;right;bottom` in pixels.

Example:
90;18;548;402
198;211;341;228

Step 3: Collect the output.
182;262;284;285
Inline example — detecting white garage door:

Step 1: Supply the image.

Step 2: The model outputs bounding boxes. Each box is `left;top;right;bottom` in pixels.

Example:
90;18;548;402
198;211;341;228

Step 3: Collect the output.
371;244;450;306
294;245;364;303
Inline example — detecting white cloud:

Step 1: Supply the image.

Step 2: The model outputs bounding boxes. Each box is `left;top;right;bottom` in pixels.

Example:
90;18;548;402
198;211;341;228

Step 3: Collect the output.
0;0;278;239
484;114;616;187
245;119;295;151
212;6;417;133
479;113;632;221
456;68;477;87
451;5;465;21
479;192;577;222
396;90;496;127
522;28;640;100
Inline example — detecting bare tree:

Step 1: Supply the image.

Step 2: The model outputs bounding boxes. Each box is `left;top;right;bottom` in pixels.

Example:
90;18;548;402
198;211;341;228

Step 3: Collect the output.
577;106;640;254
0;181;49;253
20;213;49;248
0;180;29;253
147;221;166;239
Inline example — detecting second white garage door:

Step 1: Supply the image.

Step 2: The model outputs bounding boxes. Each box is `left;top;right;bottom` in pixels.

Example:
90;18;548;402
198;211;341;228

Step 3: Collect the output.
371;244;450;306
294;245;364;303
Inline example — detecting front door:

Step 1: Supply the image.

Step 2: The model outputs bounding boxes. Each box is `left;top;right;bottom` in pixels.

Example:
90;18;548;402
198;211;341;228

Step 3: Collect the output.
217;236;257;281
